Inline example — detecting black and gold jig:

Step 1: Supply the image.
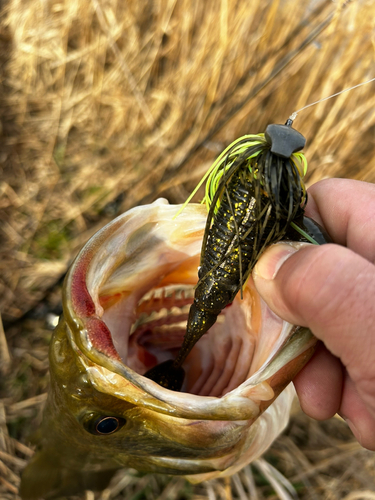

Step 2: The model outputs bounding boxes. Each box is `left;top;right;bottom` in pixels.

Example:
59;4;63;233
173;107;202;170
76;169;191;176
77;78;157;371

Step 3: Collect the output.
145;120;326;390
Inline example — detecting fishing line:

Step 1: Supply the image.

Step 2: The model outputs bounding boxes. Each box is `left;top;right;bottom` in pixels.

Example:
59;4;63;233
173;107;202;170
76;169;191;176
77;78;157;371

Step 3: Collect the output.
176;76;375;218
287;77;375;124
161;0;338;181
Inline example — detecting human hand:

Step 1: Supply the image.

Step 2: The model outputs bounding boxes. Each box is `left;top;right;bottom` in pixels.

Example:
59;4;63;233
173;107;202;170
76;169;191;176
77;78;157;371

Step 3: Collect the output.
253;178;375;450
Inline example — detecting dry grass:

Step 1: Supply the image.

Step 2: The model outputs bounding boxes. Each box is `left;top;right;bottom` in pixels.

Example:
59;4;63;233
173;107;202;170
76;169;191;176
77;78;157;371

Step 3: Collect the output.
1;0;374;322
0;0;375;498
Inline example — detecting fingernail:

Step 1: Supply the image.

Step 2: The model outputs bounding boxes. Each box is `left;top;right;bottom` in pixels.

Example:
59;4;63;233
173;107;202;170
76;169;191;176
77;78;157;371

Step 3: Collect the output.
254;242;309;280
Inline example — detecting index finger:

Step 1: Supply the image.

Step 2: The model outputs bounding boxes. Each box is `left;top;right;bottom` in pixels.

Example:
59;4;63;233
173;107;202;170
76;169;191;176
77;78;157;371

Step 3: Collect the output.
305;178;375;263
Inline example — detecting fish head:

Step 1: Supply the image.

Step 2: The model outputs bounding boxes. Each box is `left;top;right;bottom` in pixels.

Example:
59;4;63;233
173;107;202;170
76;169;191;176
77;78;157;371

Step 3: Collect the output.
20;198;316;499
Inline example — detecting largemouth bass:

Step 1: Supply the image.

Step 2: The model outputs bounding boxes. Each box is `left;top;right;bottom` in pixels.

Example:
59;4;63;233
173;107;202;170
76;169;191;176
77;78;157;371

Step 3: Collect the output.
20;199;317;500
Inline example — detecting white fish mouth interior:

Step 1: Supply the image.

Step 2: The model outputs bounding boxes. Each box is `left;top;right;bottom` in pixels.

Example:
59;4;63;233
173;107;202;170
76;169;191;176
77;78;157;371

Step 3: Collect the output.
83;202;287;400
100;272;284;398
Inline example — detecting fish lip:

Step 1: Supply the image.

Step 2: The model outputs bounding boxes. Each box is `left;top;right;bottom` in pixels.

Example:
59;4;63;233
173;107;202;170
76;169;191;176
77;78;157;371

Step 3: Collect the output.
63;199;316;421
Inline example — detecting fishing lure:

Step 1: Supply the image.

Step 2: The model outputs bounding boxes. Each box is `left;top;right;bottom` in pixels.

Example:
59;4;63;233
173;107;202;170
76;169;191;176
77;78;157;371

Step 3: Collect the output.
145;77;374;391
145;121;326;390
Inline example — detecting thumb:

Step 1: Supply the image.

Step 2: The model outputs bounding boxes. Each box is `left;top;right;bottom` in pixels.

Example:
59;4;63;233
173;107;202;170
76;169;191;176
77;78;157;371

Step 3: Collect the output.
253;242;375;392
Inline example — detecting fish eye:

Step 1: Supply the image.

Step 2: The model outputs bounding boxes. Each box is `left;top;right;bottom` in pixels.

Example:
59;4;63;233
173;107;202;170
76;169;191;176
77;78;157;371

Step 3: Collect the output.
82;414;126;435
95;416;120;435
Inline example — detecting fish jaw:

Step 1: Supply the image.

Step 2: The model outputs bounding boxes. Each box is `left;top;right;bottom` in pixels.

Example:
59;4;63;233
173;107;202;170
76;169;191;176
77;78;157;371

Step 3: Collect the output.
20;198;317;498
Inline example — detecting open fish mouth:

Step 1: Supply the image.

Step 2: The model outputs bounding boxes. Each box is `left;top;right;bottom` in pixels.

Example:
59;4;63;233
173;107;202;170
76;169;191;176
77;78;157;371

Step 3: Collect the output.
65;198;315;422
19;198;318;500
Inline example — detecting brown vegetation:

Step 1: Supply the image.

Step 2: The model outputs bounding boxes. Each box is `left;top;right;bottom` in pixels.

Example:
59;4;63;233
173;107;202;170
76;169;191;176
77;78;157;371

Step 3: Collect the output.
0;0;374;498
